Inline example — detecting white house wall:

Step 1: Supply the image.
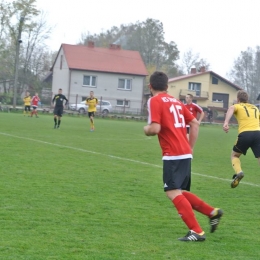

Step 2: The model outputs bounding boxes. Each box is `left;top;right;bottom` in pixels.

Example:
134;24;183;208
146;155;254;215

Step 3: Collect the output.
52;48;70;96
68;70;145;111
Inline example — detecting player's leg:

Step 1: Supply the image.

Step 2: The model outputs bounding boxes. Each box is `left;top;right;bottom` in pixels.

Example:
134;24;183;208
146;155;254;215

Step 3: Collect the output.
23;106;27;116
230;132;250;188
88;112;93;131
27;106;31;117
164;159;205;241
35;108;39;118
182;191;223;233
31;107;35;117
53;108;58;128
231;151;244;188
91;112;95;130
57;108;63;128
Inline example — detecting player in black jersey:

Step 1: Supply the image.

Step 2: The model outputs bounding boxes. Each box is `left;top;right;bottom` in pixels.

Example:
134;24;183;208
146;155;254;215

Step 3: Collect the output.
52;88;68;129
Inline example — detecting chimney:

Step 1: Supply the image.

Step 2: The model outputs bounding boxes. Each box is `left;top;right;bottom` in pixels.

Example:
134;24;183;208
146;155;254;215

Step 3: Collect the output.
200;66;206;73
109;43;121;50
87;41;94;48
191;68;197;74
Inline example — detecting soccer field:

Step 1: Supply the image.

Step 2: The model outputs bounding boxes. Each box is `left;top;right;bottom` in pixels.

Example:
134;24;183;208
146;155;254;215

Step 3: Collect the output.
1;112;259;260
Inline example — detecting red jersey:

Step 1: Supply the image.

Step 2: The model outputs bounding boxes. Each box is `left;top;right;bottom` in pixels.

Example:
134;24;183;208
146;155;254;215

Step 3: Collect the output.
31;96;40;107
147;93;195;160
184;102;203;118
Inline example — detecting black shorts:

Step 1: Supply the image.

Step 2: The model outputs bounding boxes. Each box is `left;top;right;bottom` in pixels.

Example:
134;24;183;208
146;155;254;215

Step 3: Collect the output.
186;126;190;134
88;111;95;118
24;105;31;111
54;107;63;117
233;131;260;158
163;158;191;192
32;106;37;110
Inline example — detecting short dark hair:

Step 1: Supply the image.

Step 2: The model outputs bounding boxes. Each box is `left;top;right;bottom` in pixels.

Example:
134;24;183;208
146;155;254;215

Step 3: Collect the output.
237;90;248;103
59;88;62;91
186;94;193;98
149;71;168;91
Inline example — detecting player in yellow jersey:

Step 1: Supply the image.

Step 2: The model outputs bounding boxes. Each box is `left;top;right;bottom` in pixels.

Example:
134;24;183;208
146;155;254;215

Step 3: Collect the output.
23;91;31;116
86;91;98;131
223;90;260;188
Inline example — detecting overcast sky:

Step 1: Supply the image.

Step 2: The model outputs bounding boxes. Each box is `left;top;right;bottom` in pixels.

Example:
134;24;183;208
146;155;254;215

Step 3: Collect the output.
36;0;260;78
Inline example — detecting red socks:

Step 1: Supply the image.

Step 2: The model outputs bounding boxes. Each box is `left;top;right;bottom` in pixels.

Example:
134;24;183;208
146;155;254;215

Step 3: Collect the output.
172;195;203;234
182;191;214;216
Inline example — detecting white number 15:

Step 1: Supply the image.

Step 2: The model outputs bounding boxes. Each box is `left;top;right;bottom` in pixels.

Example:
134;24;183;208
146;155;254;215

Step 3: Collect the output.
170;104;185;128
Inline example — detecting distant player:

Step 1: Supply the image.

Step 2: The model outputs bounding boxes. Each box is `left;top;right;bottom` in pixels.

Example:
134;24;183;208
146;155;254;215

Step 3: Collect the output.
30;92;40;118
86;91;98;131
23;91;31;116
52;89;68;129
184;94;204;139
223;90;260;188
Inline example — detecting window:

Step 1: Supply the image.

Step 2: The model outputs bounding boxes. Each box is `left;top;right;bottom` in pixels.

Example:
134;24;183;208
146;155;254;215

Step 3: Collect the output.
212;93;223;102
212;77;218;84
116;99;130;107
188;82;201;96
118;79;132;90
83;75;96;87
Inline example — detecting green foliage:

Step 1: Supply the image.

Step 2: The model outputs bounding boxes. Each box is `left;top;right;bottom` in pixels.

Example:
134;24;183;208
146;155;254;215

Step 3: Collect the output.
0;113;259;259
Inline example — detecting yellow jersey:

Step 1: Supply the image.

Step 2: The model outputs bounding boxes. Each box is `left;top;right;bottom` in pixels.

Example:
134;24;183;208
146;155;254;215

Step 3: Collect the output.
86;97;98;112
233;103;260;133
23;95;31;106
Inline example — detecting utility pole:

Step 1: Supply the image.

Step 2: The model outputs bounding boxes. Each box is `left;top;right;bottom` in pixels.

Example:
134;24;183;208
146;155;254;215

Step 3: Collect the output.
13;16;24;108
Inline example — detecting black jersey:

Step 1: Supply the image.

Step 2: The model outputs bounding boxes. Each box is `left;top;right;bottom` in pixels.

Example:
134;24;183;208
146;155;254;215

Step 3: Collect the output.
52;94;68;107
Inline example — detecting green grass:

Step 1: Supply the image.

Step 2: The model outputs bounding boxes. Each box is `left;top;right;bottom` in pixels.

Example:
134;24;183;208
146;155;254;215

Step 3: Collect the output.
0;112;259;260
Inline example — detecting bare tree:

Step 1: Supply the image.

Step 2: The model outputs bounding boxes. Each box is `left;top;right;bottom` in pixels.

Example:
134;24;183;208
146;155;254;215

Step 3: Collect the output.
228;47;260;102
180;49;210;74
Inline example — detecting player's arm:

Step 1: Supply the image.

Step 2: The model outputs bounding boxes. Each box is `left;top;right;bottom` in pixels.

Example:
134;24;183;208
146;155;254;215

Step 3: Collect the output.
64;95;68;106
198;110;205;124
223;105;235;133
52;95;56;106
188;118;199;150
144;122;161;136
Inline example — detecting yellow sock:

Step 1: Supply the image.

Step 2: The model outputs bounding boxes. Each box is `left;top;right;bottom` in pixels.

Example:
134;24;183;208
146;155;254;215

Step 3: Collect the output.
232;157;242;174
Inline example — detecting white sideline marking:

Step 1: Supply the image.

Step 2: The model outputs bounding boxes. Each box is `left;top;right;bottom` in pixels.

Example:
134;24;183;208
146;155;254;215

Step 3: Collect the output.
0;132;259;188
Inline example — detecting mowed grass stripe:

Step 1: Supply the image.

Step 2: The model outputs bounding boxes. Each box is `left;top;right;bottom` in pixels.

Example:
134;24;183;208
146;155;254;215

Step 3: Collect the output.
1;131;259;188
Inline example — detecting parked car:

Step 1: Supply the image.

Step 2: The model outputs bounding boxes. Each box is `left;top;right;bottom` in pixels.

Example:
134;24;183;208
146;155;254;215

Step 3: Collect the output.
69;100;112;114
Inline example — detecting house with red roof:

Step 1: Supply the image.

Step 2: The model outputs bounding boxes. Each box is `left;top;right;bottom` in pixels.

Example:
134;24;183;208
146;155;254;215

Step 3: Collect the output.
168;67;243;119
50;42;148;113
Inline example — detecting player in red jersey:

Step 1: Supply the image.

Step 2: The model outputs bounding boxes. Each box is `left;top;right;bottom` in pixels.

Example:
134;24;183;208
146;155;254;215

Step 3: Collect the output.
144;71;223;242
185;94;204;139
30;92;40;118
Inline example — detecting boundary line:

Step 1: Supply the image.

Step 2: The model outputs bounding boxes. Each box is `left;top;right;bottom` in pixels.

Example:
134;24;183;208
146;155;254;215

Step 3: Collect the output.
0;132;259;188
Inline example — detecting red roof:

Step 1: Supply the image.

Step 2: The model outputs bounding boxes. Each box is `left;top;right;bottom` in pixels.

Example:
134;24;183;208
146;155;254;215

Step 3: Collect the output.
168;71;242;90
53;44;148;76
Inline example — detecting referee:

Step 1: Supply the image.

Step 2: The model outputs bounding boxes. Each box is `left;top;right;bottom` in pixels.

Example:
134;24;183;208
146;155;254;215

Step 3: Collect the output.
52;88;68;129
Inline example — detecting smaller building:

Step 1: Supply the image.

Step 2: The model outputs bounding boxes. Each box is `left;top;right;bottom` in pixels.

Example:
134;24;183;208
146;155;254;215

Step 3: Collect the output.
168;67;242;112
50;42;148;114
